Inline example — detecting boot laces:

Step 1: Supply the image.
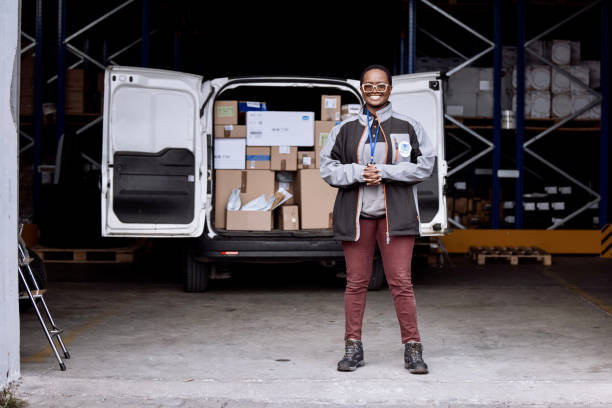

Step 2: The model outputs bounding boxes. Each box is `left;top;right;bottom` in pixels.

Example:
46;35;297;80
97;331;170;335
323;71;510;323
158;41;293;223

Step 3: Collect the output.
344;341;361;358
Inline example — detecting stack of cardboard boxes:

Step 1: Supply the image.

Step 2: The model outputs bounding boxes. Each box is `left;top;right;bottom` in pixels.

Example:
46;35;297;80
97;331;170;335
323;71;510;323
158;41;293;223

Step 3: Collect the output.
214;96;342;231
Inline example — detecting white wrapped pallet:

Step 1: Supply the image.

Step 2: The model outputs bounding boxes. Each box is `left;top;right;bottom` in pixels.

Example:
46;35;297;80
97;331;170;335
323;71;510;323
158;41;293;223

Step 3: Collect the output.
526;40;551;63
551;93;572;118
551;68;571;94
476;92;493;117
570;41;581;64
512;67;533;89
551;40;571;65
570;65;590;94
530;65;551;90
571;93;597;119
446;91;477;117
531;91;551;118
448;67;480;94
512;91;533;116
502;46;517;68
583;60;601;88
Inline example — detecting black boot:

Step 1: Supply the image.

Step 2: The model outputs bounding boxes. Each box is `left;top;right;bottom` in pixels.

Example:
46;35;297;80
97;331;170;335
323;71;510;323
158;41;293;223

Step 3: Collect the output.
404;341;428;374
337;339;364;372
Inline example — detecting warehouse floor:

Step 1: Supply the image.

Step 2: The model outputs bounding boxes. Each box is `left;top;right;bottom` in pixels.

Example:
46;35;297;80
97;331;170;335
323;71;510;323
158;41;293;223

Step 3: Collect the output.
15;255;612;407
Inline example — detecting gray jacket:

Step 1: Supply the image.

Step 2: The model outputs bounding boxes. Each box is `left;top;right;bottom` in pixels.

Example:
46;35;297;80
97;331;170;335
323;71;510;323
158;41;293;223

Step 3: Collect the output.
319;102;436;242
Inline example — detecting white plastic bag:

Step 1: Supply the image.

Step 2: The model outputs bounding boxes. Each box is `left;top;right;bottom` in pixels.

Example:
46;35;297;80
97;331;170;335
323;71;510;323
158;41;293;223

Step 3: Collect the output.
241;194;268;211
226;188;241;211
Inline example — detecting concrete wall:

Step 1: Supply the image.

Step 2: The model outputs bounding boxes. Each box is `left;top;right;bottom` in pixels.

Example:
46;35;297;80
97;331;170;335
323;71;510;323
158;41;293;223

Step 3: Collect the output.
0;0;21;387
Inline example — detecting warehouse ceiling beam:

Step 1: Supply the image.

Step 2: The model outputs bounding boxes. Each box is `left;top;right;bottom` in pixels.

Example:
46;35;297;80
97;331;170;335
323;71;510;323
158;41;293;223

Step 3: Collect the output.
519;0;604;230
418;0;501;229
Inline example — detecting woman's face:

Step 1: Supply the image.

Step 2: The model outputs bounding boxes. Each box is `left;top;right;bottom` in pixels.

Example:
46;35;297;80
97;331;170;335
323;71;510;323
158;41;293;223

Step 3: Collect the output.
361;69;392;110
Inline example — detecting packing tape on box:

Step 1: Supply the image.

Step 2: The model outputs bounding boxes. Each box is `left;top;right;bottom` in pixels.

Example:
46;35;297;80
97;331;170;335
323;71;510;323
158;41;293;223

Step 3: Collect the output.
241;171;247;193
328;212;333;228
281;159;286;171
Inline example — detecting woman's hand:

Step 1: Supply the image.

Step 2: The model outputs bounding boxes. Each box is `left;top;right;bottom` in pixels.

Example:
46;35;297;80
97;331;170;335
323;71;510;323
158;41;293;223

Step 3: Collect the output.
363;164;381;185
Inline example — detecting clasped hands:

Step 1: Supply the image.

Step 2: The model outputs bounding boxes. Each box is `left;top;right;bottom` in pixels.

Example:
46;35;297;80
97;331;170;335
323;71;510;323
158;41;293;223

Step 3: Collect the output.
363;163;382;186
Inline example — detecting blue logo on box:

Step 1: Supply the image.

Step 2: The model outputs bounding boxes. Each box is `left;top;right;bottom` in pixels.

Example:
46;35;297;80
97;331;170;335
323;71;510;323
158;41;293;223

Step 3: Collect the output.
302;115;309;120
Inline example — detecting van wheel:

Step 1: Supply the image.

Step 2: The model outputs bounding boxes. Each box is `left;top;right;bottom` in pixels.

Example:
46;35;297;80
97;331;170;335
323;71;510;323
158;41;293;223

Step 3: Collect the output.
183;250;210;292
368;258;385;291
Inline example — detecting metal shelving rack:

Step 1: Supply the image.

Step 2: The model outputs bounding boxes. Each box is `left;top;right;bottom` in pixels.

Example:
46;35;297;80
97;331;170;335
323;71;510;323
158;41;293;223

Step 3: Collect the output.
399;0;610;230
20;0;155;219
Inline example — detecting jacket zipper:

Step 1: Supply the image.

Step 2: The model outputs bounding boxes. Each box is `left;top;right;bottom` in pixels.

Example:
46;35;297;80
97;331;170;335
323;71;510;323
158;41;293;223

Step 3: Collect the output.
354;125;369;241
375;111;391;245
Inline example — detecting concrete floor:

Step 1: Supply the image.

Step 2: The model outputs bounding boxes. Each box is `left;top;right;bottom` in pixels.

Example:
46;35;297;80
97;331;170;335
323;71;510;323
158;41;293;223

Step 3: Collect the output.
14;255;612;407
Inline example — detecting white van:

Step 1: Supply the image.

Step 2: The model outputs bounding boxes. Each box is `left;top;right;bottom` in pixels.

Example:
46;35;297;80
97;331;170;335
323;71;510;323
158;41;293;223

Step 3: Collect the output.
101;67;448;291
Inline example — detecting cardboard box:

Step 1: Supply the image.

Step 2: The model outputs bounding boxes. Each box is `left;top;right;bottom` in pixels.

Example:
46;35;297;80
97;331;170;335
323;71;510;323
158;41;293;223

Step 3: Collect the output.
295;169;337;229
66;69;86;91
214;100;238;125
275;175;295;205
321;95;341;122
341;104;361;121
271;146;297;171
246;146;271;169
298;151;316;169
238;101;267;124
454;197;468;214
226;210;272;231
247;111;314;146
448;67;480;93
476;92;493;117
315;121;335;168
215;125;247;138
214;138;246;169
277;205;299;230
214;170;275;228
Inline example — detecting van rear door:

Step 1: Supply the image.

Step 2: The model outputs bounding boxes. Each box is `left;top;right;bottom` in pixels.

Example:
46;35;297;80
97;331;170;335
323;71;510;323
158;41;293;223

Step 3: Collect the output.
101;66;207;237
389;72;448;235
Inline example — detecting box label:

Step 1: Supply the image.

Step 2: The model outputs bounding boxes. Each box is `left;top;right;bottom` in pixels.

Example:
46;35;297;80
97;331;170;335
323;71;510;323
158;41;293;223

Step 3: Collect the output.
319;132;330;147
324;98;337;109
303;156;312;165
279;146;291;154
217;106;235;117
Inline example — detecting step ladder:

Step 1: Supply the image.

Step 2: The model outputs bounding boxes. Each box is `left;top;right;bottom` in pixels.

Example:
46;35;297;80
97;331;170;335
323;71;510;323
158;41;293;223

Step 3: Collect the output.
18;226;70;371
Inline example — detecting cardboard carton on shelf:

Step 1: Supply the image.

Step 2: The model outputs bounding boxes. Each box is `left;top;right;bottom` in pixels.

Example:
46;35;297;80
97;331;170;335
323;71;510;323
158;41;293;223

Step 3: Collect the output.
214;169;275;228
277;205;299;230
246;146;271;169
247;111;314;146
297;151;316;169
226;210;272;231
454;197;468;214
321;95;341;122
214;138;246;169
271;146;297;171
214;100;238;125
214;125;247;138
315;121;335;168
295;169;337;229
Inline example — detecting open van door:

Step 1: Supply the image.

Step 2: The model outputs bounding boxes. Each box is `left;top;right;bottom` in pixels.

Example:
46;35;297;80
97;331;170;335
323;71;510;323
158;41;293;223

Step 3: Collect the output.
390;72;448;236
101;66;207;237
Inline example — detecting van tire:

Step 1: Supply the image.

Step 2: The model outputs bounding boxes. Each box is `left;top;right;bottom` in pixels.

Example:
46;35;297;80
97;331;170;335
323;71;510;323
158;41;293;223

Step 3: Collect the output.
183;250;210;292
368;258;385;291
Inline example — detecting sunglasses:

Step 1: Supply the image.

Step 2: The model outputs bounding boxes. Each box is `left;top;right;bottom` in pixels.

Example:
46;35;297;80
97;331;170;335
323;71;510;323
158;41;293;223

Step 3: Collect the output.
361;83;391;93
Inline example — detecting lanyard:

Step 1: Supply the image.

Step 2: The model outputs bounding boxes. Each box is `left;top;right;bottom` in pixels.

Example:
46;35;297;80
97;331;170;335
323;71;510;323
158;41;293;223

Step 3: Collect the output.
366;110;380;164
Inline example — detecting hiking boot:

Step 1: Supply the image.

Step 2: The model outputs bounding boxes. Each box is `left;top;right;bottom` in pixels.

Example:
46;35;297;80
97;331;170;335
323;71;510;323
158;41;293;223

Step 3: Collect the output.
404;341;428;374
337;339;364;372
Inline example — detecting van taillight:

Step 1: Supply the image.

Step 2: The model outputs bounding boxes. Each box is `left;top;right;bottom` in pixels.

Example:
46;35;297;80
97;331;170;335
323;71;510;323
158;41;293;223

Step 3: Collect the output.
220;251;239;255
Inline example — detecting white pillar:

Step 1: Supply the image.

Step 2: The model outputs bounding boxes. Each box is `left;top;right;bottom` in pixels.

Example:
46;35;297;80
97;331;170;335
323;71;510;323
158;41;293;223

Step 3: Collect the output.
0;0;21;386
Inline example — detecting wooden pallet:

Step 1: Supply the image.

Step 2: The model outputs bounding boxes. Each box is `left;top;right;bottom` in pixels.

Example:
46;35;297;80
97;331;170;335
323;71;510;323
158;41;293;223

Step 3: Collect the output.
31;240;146;264
469;246;552;266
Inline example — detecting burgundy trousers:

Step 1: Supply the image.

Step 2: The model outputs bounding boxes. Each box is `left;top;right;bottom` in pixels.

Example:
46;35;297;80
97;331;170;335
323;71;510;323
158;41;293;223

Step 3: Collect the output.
342;217;421;344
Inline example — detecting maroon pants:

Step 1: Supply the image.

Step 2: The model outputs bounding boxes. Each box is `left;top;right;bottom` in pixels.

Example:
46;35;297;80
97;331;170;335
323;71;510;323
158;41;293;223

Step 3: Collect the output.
342;218;421;344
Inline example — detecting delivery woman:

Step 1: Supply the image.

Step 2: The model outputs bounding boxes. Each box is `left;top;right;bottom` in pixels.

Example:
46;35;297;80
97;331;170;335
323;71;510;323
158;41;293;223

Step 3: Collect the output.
320;64;435;374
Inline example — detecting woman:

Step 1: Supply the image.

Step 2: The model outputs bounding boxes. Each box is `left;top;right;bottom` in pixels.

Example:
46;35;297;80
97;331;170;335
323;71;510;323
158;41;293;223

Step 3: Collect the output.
320;64;435;374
